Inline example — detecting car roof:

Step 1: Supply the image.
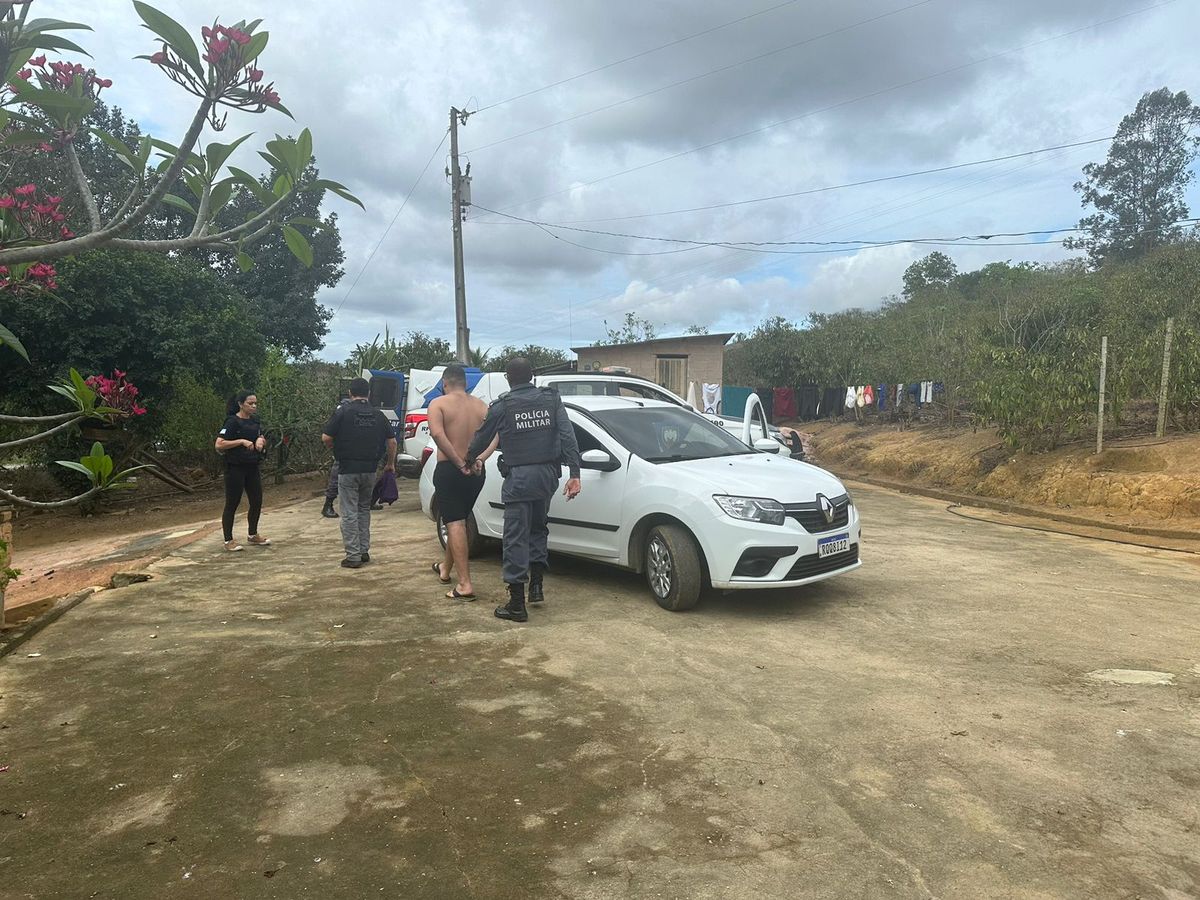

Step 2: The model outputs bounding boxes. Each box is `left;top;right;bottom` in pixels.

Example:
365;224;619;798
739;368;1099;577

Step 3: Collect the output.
540;373;653;384
560;395;681;412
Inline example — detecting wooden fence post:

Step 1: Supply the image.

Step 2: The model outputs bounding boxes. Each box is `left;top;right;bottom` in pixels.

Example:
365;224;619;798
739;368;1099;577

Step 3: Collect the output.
0;505;13;628
1096;335;1108;455
1156;317;1175;439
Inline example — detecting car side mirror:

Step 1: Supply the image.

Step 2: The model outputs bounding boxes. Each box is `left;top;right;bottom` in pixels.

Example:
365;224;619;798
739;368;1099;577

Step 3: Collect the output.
581;448;621;471
753;438;782;454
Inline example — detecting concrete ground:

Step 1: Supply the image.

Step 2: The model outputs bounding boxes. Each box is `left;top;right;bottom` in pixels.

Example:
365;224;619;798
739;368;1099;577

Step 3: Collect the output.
1;483;1198;899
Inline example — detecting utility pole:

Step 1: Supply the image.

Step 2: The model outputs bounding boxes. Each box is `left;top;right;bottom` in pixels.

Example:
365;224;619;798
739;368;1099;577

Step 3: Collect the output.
1156;317;1175;438
1096;335;1108;455
448;107;471;364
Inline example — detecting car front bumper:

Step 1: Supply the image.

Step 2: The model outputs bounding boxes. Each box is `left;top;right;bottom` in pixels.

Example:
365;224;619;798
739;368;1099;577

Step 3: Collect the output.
701;503;862;590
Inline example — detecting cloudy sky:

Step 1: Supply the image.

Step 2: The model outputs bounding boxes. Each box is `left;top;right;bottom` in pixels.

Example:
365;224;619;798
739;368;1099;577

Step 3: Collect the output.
38;0;1200;359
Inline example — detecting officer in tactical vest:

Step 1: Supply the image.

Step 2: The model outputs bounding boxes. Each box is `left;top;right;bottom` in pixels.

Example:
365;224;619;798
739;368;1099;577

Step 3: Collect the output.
465;357;582;622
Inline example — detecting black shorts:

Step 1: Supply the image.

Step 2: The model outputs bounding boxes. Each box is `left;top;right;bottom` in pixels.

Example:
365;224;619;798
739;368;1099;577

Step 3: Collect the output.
433;460;485;523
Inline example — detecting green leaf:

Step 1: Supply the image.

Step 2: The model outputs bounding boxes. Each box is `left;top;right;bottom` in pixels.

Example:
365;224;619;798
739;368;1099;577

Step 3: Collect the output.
296;128;313;168
89;441;106;461
2;131;52;148
0;321;30;362
22;18;93;33
286;217;322;228
182;172;206;202
132;1;204;77
107;464;155;487
8;80;95;120
282;225;313;268
209;178;234;214
243;30;268;62
48;384;79;405
305;178;365;210
161;194;196;215
24;34;91;56
272;172;293;198
228;166;274;205
150;137;203;173
236;251;254;272
204;133;254;178
55;460;99;484
92;128;136;162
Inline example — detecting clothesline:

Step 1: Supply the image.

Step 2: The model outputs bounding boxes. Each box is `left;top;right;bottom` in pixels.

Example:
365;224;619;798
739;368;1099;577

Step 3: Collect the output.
720;382;944;423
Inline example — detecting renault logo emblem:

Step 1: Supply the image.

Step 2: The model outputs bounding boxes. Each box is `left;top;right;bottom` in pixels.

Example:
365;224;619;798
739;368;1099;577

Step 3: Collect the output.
818;494;835;524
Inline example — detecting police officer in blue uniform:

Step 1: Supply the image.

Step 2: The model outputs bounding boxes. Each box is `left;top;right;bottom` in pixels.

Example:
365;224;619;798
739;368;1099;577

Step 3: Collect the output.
465;358;582;622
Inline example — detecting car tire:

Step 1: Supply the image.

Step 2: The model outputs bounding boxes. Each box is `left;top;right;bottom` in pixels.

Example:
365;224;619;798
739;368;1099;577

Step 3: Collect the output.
436;510;483;558
645;524;703;611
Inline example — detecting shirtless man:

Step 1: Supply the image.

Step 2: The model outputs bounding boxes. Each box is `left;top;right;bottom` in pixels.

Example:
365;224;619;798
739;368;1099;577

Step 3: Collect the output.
427;364;493;600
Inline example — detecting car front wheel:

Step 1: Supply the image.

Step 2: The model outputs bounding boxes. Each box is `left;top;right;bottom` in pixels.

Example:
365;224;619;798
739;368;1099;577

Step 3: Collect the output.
645;524;703;611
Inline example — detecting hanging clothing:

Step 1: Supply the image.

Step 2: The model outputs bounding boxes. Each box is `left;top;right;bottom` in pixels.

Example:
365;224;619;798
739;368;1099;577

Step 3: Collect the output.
686;381;698;410
702;383;722;415
772;387;798;422
895;383;905;408
877;384;887;411
723;386;752;419
821;387;842;418
798;384;821;421
844;386;857;409
907;382;922;407
855;386;866;408
863;385;874;407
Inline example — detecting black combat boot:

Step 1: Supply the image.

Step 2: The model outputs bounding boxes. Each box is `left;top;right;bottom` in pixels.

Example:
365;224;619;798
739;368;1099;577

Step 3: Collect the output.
495;584;528;622
321;498;338;518
528;565;545;604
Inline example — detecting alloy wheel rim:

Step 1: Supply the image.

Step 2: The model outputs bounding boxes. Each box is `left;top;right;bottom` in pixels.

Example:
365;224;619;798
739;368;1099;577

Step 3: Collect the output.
648;536;672;598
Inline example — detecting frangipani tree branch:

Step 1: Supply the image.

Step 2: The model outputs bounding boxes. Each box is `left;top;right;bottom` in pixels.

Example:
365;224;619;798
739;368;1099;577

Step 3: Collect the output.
0;484;101;510
108;188;292;252
0;416;86;451
65;142;102;231
0;97;213;265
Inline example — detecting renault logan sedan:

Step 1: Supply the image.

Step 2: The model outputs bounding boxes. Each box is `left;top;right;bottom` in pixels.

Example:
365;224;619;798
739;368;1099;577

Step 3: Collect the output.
419;396;860;611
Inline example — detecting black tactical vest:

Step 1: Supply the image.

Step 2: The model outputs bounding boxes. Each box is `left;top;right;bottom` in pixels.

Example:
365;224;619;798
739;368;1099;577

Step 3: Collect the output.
497;386;560;467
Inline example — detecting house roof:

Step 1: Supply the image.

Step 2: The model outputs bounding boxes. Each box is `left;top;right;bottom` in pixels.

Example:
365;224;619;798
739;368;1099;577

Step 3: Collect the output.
571;332;735;353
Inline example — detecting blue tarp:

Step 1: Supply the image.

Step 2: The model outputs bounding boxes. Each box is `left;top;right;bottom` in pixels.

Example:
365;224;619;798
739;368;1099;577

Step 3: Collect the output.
422;367;484;406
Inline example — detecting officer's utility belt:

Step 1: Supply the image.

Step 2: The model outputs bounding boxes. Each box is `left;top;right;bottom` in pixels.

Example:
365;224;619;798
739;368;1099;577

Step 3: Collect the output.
497;456;556;477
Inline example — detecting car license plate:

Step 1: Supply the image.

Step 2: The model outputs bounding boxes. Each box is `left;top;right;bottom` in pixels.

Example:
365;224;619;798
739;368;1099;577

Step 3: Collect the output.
817;533;849;558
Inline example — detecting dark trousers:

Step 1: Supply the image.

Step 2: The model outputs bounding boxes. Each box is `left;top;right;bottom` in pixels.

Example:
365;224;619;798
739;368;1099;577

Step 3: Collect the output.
501;464;558;584
222;464;263;542
325;460;340;500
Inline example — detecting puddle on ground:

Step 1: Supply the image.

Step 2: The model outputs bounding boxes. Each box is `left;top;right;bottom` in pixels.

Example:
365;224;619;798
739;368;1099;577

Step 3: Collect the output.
1087;668;1175;685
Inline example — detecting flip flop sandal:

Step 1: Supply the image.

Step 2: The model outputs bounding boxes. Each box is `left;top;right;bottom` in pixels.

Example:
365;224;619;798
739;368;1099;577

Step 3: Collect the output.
431;562;451;584
446;588;476;601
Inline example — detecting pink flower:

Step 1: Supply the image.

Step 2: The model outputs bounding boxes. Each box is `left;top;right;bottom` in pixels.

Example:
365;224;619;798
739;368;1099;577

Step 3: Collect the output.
150;51;166;65
0;197;14;209
60;226;75;239
97;78;112;88
14;184;36;197
264;89;280;104
30;55;46;67
39;143;52;152
45;196;62;206
248;67;263;83
17;68;30;80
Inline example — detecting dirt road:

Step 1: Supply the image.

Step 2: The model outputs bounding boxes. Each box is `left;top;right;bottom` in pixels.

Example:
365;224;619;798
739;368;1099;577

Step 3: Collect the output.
1;483;1197;898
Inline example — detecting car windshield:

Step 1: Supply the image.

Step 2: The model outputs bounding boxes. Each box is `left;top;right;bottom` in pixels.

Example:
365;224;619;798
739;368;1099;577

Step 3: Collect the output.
590;406;755;463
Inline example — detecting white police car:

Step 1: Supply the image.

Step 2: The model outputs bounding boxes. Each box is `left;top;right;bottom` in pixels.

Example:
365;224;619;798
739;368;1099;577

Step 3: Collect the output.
419;395;860;610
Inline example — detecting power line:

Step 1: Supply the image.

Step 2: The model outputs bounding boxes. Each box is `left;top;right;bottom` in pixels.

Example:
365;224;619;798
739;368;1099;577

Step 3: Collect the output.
332;129;449;318
465;0;937;154
472;203;1200;256
481;0;1178;217
471;0;808;114
546;136;1121;224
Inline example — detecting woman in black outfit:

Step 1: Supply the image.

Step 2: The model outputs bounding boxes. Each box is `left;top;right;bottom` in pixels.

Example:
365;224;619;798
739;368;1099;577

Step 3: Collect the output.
215;391;271;552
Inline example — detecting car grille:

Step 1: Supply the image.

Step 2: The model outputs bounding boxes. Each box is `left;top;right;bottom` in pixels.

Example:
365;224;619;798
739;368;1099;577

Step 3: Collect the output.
784;544;859;581
783;494;850;533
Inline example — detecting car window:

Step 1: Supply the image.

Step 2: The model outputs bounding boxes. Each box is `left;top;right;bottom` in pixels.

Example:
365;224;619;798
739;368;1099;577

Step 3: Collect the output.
553;381;608;396
616;383;684;406
591;407;753;463
571;423;608;454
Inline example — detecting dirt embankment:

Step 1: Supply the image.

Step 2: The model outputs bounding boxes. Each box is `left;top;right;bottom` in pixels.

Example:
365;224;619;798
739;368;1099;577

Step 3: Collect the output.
801;421;1200;532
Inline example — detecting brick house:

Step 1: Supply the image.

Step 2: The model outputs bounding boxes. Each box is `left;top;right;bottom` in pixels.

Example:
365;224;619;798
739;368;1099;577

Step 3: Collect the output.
570;333;734;398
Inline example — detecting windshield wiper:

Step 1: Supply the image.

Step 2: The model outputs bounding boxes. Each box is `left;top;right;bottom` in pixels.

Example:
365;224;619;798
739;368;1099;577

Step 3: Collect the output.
642;454;690;463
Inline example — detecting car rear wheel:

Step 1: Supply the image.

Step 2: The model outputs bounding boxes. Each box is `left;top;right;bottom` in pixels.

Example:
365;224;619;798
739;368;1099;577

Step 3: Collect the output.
645;524;702;611
436;509;483;558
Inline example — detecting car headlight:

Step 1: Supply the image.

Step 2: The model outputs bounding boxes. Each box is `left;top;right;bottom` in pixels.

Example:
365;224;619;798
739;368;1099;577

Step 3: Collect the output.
713;495;785;526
